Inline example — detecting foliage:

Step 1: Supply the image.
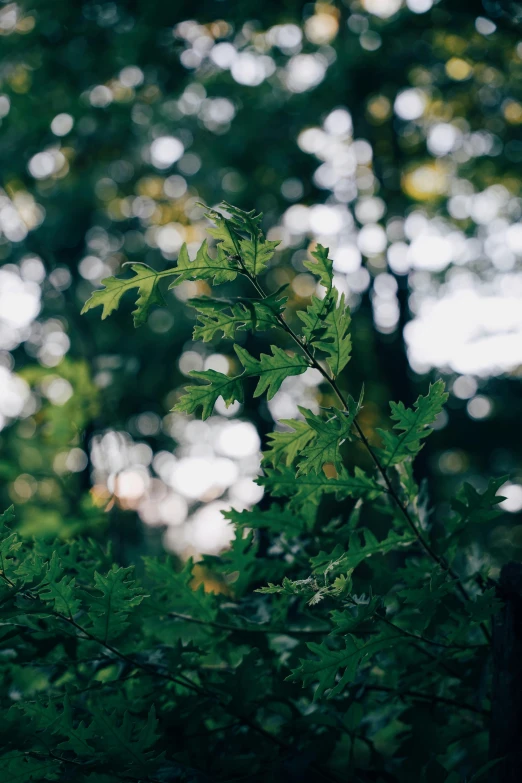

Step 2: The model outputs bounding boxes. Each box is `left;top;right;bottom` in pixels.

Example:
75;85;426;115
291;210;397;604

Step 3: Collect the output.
1;205;510;781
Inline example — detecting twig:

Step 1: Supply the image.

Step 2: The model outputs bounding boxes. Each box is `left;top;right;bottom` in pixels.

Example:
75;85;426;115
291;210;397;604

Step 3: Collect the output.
365;683;489;717
237;262;491;644
167;610;329;636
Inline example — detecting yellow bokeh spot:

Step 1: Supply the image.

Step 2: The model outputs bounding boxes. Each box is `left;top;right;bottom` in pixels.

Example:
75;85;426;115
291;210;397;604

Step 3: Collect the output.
107;199;127;221
16;16;35;33
444;35;467;55
137;176;164;199
504;100;522;124
305;10;339;44
8;66;31;93
110;81;134;103
90;484;112;508
402;162;449;201
445;58;473;81
209;20;232;39
367;95;392;123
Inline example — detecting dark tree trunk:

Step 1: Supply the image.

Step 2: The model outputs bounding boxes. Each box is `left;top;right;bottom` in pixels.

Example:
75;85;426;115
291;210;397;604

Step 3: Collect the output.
490;561;522;782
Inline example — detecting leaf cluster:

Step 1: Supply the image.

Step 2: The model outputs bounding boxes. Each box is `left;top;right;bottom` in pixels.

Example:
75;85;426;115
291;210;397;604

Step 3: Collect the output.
8;202;504;781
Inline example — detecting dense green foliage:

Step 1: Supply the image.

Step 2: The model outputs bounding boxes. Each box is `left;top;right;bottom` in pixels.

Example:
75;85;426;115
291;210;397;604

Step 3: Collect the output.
1;0;522;780
0;205;510;781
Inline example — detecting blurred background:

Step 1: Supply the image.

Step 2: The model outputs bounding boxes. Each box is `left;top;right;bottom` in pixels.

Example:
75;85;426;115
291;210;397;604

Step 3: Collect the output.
0;0;521;566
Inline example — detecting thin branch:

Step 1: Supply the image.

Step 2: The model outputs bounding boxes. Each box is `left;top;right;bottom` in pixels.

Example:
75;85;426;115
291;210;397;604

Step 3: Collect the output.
341;594;486;652
365;683;489;717
239;267;491;643
376;611;487;652
167;610;329;636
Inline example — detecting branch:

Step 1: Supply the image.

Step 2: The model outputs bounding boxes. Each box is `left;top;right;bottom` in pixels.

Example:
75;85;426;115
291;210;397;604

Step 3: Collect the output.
364;683;489;717
240;268;491;643
167;610;330;637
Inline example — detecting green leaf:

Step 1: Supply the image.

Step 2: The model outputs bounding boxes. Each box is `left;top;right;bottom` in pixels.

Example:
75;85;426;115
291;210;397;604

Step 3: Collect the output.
143;557;218;624
14;550;46;581
190;289;285;342
19;696;94;757
209;202;280;277
296;397;359;476
298;241;352;376
175;344;307;419
224;504;311;535
234;345;309;400
37;552;81;618
304;244;334;289
288;633;405;699
84;564;147;643
81;263;166;326
378;380;448;465
256;575;334;605
17;696;62;734
298;246;339;352
0;506;19;579
262;418;315;468
0;506;15;528
174;369;244;420
310;528;416;576
88;703;161;768
462;588;503;624
451;476;507;526
330;598;381;634
168;240;239;287
0;534;22;578
239;235;280;277
204;529;258;597
204;206;242;256
297;291;335;342
260;465;384;508
0;753;61;781
312;292;352;377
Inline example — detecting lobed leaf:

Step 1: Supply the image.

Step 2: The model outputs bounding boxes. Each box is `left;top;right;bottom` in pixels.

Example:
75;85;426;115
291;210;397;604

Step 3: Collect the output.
296;395;360;476
262;418;315;469
312;292;352;377
81;263;166;327
190;288;285;342
84;564;147;643
168;241;239;287
310;528;416;576
304;244;334;289
204;202;279;277
259;465;384;509
174;370;244;420
288;633;405;699
234;344;309;400
378;380;449;465
37;552;81;618
224;504;311;535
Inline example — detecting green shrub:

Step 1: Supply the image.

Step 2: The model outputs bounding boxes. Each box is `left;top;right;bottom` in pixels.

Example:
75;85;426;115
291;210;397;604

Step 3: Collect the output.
0;204;506;781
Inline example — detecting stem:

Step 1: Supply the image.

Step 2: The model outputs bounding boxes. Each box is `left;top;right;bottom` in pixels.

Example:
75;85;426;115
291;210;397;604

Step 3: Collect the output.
241;269;491;643
365;684;489;717
167;610;329;636
376;611;486;652
341;594;485;652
